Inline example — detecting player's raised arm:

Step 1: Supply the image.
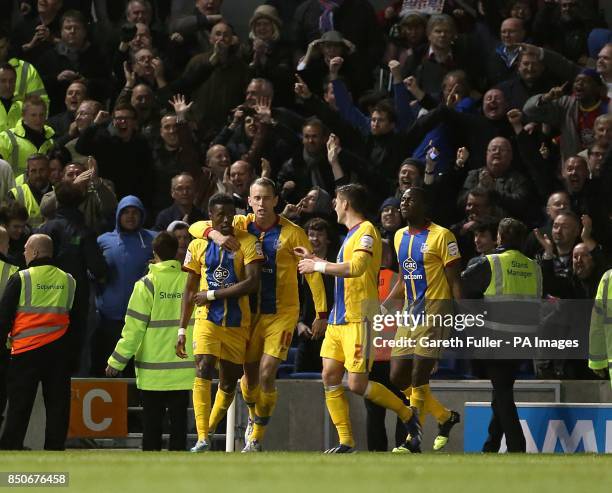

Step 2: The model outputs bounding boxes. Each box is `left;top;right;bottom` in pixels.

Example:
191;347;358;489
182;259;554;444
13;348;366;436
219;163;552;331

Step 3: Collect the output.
189;215;250;251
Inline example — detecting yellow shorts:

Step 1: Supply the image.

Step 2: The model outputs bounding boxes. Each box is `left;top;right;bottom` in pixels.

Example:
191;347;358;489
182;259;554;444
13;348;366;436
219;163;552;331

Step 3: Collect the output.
391;323;450;359
193;319;249;365
245;312;298;362
320;322;374;374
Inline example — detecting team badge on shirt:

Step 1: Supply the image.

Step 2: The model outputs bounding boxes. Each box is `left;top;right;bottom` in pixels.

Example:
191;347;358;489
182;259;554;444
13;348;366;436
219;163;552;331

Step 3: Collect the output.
447;241;459;256
255;241;263;256
420;243;428;253
274;238;282;250
183;250;192;265
360;235;374;248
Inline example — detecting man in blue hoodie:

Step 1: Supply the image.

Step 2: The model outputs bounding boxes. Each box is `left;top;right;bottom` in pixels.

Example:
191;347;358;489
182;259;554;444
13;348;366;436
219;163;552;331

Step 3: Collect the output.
92;195;156;376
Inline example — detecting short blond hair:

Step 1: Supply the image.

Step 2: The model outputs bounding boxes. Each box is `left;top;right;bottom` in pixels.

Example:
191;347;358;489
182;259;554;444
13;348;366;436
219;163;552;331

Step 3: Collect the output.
22;95;47;114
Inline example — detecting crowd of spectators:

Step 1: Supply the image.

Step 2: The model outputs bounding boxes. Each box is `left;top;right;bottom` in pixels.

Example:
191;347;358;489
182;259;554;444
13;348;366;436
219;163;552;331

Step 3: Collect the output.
0;0;611;380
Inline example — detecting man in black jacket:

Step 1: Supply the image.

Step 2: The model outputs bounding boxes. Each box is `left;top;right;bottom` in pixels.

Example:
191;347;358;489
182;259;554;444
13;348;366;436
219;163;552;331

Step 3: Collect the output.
154;173;206;231
294;0;383;78
277;118;352;205
36;181;107;374
75;102;155;213
410;89;515;170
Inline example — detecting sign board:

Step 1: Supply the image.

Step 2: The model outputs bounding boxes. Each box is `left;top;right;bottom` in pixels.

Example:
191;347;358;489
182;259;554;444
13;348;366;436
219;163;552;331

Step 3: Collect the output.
400;0;445;16
68;380;128;438
464;402;612;453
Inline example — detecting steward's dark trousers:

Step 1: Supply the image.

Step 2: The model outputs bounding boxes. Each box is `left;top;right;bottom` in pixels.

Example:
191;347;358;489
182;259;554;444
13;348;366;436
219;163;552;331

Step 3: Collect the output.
91;317;134;377
141;390;189;451
481;359;526;453
0;350;8;429
0;337;70;450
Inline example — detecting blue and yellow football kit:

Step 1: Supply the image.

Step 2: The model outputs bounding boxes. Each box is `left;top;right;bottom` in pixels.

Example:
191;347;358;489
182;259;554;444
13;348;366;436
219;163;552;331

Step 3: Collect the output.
183;230;263;364
321;221;382;373
393;222;461;357
190;215;327;361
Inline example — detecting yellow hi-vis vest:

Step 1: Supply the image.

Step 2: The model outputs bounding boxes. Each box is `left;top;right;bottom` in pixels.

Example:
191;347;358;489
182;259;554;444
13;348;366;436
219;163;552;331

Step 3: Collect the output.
0;119;54;179
0;258;19;299
10;265;75;354
9;58;49;104
10;183;43;228
589;270;612;385
1;258;19;350
107;260;195;391
0;99;22;133
483;250;542;333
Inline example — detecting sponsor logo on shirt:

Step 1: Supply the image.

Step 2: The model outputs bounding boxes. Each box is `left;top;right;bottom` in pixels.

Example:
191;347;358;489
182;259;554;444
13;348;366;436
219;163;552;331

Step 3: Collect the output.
213;265;230;283
403;257;423;280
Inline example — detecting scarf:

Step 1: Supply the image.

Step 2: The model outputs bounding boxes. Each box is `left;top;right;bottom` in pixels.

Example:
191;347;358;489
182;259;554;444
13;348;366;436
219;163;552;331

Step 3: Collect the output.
319;0;345;33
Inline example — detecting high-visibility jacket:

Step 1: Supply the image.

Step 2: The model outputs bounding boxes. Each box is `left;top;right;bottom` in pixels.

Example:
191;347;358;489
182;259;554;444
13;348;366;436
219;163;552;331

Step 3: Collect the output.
0;99;22;133
0;119;54;179
375;267;399;361
9;264;75;355
9;58;48;104
107;260;195;391
0;258;19;299
483;250;542;333
589;270;612;385
1;258;19;350
10;183;43;228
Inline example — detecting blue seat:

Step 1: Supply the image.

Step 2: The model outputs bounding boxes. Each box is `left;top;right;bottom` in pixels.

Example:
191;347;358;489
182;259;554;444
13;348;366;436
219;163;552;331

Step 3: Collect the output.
276;364;295;379
289;372;322;380
286;347;298;365
431;357;472;379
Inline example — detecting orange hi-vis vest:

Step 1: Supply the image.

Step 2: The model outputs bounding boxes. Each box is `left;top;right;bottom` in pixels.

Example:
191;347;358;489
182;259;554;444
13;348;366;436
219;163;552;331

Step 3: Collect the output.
9;264;75;355
376;268;399;361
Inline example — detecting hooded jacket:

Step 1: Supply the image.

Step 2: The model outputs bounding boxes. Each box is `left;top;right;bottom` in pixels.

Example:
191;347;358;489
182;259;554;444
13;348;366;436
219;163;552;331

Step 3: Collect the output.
96;196;156;320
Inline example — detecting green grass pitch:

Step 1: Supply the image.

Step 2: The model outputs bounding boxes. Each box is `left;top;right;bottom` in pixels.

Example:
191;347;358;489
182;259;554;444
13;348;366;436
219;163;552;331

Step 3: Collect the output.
0;452;610;492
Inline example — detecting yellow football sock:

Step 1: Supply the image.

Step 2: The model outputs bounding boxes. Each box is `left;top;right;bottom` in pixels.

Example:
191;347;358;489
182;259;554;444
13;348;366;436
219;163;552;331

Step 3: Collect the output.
410;385;427;425
324;386;354;448
423;385;451;423
240;377;259;420
364;381;413;423
250;389;277;442
193;377;211;441
209;387;236;433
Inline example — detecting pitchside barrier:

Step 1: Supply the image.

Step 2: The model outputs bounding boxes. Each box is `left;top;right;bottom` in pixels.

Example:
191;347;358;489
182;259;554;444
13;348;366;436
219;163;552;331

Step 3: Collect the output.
16;379;237;452
464;403;612;453
14;379;611;452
